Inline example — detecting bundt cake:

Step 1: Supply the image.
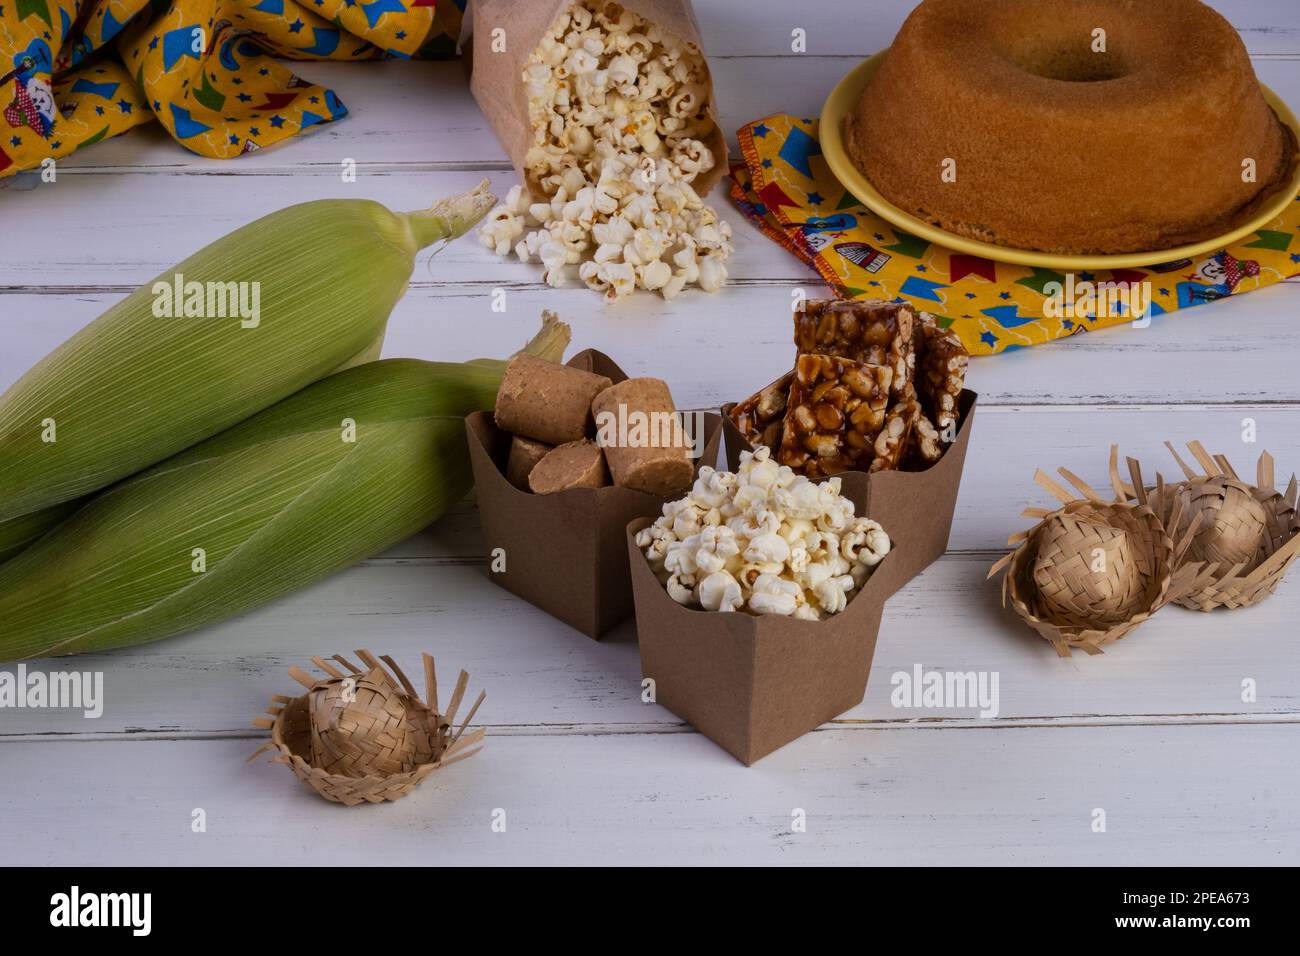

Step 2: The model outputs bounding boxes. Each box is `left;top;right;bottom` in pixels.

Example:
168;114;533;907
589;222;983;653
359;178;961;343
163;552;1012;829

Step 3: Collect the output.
844;0;1299;255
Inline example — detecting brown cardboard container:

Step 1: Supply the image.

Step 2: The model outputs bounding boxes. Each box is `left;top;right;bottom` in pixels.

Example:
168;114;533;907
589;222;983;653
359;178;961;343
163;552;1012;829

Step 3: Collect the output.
627;517;893;765
468;0;728;199
466;350;721;639
721;390;978;597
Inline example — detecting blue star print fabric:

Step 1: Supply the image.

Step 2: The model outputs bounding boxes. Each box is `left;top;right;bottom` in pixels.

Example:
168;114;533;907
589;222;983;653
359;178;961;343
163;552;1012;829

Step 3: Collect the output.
1;0;464;176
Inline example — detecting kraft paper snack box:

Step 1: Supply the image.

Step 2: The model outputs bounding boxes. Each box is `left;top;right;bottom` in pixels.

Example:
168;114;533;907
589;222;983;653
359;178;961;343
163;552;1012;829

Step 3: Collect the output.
627;388;974;763
466;349;722;639
626;515;892;765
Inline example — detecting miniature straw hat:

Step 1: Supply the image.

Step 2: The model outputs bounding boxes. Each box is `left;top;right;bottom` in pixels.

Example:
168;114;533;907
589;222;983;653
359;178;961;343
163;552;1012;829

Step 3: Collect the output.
250;649;485;806
1131;442;1300;612
308;664;437;777
990;448;1209;657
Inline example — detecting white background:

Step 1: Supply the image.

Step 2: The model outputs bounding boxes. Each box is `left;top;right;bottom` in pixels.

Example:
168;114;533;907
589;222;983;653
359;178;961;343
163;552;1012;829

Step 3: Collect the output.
1;0;1298;864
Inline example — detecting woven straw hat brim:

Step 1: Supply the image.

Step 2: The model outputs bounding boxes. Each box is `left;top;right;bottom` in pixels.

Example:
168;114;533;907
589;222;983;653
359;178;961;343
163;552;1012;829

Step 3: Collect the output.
1004;501;1174;656
993;441;1298;656
251;650;485;806
1153;443;1300;611
991;448;1201;657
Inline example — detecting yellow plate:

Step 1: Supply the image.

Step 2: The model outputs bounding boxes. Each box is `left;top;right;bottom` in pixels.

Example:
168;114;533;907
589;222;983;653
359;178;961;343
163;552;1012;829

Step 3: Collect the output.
819;50;1300;271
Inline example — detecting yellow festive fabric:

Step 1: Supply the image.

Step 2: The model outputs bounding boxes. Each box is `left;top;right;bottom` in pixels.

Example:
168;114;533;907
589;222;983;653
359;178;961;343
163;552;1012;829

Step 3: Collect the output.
732;114;1300;356
1;0;462;176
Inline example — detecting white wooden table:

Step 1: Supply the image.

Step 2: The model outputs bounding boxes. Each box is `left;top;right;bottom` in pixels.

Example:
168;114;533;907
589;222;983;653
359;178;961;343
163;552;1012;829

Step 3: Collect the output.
2;0;1298;866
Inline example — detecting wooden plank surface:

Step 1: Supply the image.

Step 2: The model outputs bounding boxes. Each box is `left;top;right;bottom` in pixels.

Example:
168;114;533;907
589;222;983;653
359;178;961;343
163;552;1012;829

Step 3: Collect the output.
0;726;1295;866
2;550;1296;740
5;283;1300;407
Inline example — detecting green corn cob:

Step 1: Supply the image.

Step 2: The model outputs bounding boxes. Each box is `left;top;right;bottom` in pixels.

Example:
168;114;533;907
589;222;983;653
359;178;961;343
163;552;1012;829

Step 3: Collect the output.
0;318;570;661
0;182;497;523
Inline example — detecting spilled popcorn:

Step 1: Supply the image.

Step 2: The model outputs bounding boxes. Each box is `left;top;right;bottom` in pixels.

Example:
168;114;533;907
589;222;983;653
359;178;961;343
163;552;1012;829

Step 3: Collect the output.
636;447;891;620
478;0;733;301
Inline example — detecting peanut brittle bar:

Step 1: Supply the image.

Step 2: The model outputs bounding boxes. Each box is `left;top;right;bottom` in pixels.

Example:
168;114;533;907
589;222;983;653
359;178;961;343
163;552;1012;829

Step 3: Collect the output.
913;314;969;432
870;398;922;473
794;299;915;400
907;409;944;468
777;353;893;479
729;370;794;451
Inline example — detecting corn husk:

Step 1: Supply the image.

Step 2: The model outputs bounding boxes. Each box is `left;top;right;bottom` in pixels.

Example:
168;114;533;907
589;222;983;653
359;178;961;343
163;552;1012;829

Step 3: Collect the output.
0;183;497;523
0;318;569;662
989;449;1210;656
250;650;484;806
0;500;79;564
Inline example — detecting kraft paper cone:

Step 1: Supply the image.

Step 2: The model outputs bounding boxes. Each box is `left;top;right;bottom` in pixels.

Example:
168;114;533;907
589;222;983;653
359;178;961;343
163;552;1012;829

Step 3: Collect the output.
467;349;722;639
469;0;728;198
